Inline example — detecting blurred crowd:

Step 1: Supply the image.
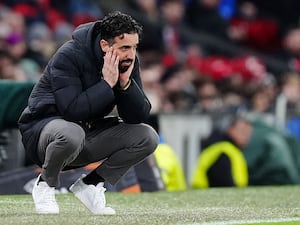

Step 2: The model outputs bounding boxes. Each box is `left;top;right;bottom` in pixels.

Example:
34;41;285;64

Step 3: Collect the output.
1;0;300;122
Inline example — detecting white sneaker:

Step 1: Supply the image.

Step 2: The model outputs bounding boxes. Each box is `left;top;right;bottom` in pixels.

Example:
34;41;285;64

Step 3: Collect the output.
32;174;59;214
69;175;116;215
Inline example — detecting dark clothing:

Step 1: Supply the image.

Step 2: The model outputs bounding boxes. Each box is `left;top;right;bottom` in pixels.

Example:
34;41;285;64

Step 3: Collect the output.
207;153;235;187
18;21;151;167
203;131;239;187
193;130;247;188
184;0;229;40
36;118;158;186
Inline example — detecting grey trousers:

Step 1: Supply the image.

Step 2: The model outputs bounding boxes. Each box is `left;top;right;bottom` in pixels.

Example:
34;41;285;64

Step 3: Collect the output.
37;118;159;187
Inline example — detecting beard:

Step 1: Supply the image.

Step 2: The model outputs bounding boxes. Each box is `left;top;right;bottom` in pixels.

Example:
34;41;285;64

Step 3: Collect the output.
119;59;133;73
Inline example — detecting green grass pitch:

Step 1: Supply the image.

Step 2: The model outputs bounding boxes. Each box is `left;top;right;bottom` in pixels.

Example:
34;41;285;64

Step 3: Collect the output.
1;186;300;225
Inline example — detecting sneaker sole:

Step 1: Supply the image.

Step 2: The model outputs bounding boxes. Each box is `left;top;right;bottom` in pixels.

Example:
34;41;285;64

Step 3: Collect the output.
35;209;59;214
92;207;116;215
72;193;116;215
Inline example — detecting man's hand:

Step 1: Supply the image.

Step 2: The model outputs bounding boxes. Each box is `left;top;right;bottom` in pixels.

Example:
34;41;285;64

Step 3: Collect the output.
119;57;135;89
102;47;119;88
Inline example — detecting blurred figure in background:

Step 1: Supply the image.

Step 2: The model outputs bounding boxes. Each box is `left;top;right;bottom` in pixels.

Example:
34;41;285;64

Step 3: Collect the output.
123;0;164;53
192;77;223;114
191;114;249;188
184;0;229;40
0;49;26;81
279;72;300;118
140;58;167;113
278;27;300;73
228;1;280;52
278;72;300;140
192;114;300;188
160;0;190;66
154;137;187;191
160;64;197;112
242;73;278;114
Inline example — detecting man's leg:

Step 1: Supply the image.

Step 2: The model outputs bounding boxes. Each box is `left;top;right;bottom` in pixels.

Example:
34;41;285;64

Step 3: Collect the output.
69;122;159;215
37;119;85;187
70;122;159;185
32;119;85;214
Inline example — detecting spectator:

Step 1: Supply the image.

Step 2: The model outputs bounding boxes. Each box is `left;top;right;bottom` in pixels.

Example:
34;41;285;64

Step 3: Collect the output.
192;114;300;188
123;0;164;53
25;22;56;68
191;114;249;188
243;0;300;32
184;0;230;39
242;73;278;114
279;72;300;118
68;0;103;27
244;117;300;185
0;49;26;81
140;58;167;113
276;26;300;74
160;64;197;112
192;77;223;114
228;1;280;52
1;10;43;81
159;0;190;66
154;136;187;191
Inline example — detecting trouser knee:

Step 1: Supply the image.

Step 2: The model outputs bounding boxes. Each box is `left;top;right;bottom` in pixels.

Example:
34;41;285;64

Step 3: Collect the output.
38;120;85;186
138;124;159;155
54;125;85;163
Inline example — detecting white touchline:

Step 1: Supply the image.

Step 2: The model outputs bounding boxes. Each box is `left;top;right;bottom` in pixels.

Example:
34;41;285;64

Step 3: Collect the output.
182;217;300;225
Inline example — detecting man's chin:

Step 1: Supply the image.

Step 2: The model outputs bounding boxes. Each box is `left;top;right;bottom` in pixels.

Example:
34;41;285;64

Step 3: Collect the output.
119;66;130;73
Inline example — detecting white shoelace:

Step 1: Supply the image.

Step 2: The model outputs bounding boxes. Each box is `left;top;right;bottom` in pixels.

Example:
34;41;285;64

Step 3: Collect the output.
92;185;106;207
42;186;56;205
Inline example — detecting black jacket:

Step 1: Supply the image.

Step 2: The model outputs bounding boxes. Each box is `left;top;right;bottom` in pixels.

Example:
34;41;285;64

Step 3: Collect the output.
18;21;151;166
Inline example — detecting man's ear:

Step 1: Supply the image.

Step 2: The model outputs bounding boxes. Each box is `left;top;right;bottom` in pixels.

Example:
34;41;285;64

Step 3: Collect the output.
100;40;109;52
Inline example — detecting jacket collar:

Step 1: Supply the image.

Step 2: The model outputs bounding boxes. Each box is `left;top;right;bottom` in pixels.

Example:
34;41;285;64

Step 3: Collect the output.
93;32;103;63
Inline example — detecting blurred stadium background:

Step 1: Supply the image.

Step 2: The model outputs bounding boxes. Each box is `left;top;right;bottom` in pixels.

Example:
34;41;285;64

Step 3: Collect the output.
1;0;300;195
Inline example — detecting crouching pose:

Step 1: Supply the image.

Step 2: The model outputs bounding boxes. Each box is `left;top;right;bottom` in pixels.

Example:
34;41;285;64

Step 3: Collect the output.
18;11;159;215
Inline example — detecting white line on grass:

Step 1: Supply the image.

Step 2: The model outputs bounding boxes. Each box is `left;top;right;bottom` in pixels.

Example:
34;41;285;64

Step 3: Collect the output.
183;217;300;225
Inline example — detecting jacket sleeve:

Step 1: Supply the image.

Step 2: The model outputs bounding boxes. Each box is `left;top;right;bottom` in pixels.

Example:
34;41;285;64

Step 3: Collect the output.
114;57;152;123
50;50;115;121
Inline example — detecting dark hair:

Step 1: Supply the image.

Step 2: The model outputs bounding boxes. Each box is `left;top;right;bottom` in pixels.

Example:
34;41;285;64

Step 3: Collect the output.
95;11;142;43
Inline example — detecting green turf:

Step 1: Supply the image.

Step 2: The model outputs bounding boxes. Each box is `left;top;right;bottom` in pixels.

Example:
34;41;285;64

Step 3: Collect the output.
246;223;300;225
0;186;300;225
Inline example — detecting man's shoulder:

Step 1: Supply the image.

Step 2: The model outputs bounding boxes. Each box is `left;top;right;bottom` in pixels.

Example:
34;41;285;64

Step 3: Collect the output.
51;40;85;63
72;21;97;45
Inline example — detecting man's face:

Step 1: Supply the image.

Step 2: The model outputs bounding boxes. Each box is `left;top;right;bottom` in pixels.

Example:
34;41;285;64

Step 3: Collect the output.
228;119;253;148
102;33;139;73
